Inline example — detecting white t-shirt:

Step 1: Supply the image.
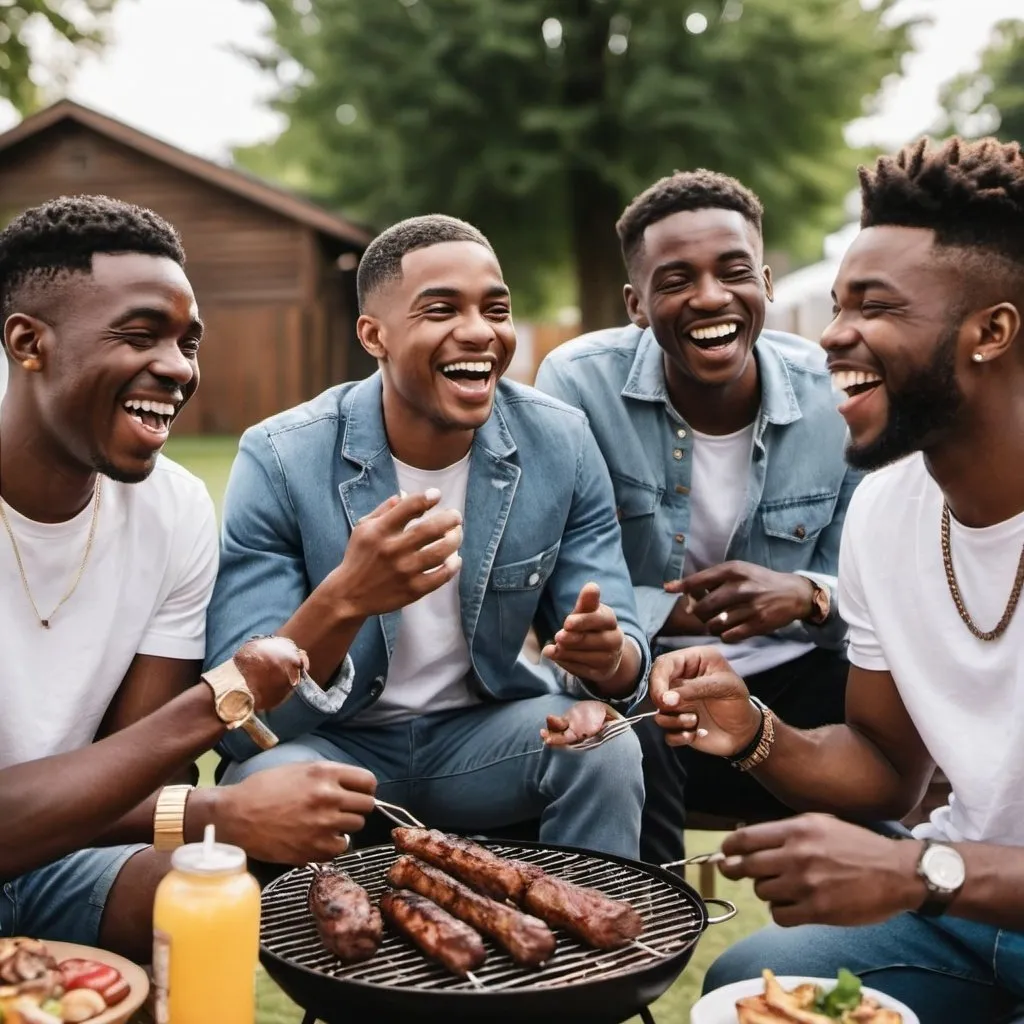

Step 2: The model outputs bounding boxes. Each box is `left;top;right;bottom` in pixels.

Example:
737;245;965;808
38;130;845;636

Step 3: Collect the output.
358;454;479;725
665;422;815;678
0;456;218;770
840;454;1024;846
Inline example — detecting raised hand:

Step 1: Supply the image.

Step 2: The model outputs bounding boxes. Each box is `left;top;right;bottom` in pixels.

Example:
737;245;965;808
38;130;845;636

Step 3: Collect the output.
648;646;761;754
542;582;628;686
540;699;612;747
333;489;463;617
216;762;378;865
718;814;925;927
669;561;816;642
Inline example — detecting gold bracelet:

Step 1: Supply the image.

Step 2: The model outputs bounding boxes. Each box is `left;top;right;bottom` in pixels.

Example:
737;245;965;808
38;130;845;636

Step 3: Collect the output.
153;784;194;851
734;706;776;772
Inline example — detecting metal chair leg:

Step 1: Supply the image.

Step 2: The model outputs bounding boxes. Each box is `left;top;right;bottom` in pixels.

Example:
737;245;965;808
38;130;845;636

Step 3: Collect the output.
639;1007;658;1024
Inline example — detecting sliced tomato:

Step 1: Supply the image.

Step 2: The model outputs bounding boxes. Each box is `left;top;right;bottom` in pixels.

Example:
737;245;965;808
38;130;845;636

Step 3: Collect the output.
58;958;125;1003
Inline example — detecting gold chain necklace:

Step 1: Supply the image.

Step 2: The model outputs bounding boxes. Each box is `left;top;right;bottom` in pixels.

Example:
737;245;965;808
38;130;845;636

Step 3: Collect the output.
941;501;1024;642
0;477;104;628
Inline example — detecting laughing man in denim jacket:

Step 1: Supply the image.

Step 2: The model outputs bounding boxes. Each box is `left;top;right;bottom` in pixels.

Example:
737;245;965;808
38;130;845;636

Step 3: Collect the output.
536;171;861;863
204;215;649;860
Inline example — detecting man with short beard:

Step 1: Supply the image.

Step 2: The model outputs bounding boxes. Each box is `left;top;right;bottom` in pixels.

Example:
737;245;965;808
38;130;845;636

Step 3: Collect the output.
652;137;1024;1022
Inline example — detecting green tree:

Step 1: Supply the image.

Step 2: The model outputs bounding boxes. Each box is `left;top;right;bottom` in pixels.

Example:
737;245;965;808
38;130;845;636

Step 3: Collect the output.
241;0;914;328
0;1;118;114
939;19;1024;145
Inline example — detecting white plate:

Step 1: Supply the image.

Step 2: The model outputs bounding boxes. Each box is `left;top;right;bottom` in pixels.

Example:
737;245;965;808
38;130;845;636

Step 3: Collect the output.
690;975;919;1024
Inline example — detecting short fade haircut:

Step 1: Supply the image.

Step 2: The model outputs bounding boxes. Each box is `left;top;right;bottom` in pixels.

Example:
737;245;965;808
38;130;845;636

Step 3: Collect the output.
356;214;494;311
0;195;185;322
616;170;764;279
859;136;1024;274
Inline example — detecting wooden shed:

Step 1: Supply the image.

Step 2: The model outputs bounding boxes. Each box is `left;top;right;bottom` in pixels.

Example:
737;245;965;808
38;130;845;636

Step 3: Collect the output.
0;100;376;435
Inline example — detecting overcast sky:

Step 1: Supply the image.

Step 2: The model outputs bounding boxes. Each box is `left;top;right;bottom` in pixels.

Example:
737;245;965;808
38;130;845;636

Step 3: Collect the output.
0;0;1021;161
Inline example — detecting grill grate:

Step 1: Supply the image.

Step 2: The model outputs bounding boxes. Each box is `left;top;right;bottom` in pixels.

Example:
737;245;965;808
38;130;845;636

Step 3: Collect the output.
260;842;704;993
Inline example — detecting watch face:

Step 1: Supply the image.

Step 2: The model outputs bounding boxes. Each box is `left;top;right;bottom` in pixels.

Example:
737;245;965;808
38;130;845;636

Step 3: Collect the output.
923;844;966;891
217;689;254;723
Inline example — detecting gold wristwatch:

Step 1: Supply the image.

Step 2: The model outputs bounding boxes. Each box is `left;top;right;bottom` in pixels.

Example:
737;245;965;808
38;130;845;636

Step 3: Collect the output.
201;660;279;750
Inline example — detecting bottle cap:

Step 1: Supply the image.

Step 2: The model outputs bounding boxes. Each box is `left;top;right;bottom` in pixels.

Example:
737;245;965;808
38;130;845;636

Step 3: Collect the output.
171;823;247;876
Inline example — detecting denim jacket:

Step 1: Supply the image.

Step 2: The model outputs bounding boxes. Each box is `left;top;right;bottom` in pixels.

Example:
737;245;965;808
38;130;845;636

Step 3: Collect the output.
205;373;650;761
535;326;860;649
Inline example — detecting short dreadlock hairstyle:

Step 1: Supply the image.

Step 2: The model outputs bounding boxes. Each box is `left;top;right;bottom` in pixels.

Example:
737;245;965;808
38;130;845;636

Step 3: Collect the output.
859;136;1024;289
616;170;764;279
357;214;494;311
0;195;185;324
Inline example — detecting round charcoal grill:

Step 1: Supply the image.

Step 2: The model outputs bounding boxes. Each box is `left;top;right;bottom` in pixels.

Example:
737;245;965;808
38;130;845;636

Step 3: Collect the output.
259;839;735;1024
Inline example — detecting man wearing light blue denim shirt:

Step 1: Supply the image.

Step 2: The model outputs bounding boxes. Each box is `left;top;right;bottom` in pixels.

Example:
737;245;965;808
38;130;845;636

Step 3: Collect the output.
205;215;650;859
536;170;860;862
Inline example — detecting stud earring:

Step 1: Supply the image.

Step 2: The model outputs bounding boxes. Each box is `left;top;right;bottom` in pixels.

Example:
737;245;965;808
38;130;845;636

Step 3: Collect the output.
972;353;984;363
21;357;41;371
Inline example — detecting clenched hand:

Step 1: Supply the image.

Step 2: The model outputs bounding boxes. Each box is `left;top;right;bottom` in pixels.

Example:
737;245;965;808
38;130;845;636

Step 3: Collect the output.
648;646;761;754
216;762;378;864
717;814;925;927
540;700;612;747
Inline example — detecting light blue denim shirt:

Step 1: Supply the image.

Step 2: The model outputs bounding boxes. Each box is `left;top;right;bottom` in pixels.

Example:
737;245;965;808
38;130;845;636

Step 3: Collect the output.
535;325;860;649
204;373;650;761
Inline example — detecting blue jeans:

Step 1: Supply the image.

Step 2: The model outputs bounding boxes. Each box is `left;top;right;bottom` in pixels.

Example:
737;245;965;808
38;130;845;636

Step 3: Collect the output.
221;694;644;859
706;913;1024;1024
1;845;147;944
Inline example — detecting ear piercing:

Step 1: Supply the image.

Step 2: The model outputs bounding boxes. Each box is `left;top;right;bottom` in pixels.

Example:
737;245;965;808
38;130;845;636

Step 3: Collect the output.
21;357;41;371
972;353;985;363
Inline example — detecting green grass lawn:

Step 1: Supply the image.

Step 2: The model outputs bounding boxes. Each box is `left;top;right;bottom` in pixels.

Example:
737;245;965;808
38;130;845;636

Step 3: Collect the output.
168;435;769;1023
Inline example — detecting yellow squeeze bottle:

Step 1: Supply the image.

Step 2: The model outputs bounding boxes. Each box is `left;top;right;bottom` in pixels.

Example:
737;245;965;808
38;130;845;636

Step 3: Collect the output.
153;824;260;1024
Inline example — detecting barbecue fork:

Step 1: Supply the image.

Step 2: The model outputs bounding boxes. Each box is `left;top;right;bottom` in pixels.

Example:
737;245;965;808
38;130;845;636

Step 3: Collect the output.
558;710;662;752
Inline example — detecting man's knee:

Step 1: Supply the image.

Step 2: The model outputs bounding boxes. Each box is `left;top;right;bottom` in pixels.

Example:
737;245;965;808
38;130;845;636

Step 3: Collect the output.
569;729;645;803
219;740;326;784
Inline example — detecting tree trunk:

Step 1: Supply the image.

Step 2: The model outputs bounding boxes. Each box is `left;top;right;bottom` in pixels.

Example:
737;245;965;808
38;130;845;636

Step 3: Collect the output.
569;165;630;332
563;0;630;333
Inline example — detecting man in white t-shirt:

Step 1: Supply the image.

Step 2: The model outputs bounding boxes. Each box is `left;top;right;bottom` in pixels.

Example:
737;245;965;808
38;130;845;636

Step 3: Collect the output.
206;214;651;859
650;137;1024;1022
536;170;860;863
0;197;376;960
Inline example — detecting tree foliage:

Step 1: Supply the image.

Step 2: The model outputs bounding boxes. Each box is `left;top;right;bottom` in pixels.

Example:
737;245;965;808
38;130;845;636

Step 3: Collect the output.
939;19;1024;145
0;1;117;114
241;0;914;326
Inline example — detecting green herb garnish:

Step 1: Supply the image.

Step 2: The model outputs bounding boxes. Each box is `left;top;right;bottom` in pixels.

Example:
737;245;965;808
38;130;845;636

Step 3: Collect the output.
814;968;863;1017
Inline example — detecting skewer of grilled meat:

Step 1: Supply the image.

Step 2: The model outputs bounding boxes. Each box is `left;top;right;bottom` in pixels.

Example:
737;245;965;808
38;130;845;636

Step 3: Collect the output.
307;867;382;963
391;827;643;950
523;874;643;950
387;855;556;967
392;827;538;902
379;891;487;976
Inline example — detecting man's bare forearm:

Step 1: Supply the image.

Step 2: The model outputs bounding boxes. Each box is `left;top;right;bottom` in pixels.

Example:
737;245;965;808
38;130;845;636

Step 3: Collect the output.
277;581;366;687
751;720;932;821
89;785;225;848
949;843;1024;930
0;686;225;879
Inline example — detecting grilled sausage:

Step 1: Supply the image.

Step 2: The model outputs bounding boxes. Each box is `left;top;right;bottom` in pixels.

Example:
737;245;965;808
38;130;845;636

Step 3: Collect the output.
387;855;556;968
391;828;535;903
380;891;487;976
523;874;643;950
308;868;382;963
